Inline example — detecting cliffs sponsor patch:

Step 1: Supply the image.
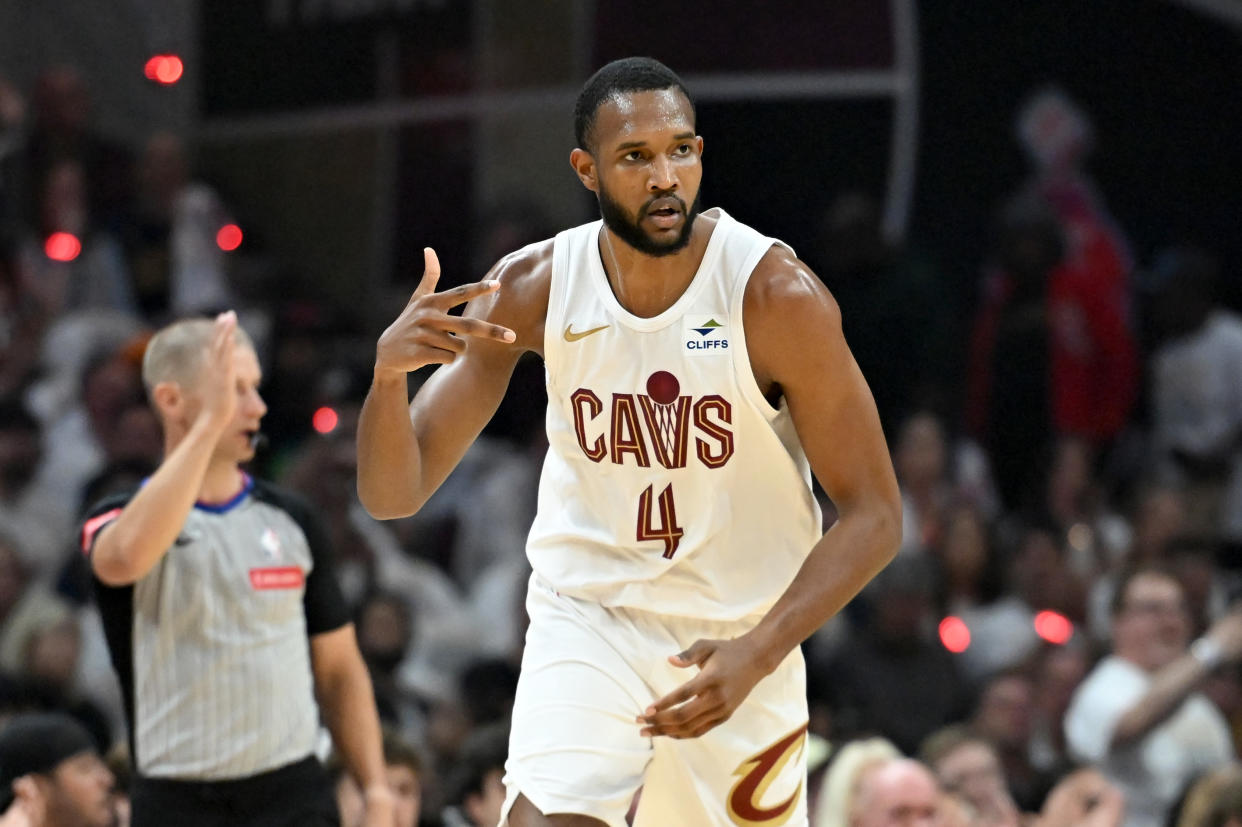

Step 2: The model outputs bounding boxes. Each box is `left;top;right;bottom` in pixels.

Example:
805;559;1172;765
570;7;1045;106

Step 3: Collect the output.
683;315;729;355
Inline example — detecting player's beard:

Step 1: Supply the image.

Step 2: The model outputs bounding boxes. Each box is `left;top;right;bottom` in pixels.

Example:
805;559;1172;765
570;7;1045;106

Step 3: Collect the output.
597;184;701;257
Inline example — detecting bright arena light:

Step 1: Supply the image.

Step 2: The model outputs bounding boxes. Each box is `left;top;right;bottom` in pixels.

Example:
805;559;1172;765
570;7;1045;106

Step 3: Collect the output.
216;223;243;251
1034;610;1074;645
44;232;82;262
144;55;184;85
312;407;339;435
938;616;971;653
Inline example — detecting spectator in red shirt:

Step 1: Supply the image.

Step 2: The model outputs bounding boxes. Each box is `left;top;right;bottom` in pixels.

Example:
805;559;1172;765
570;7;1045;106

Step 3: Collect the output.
966;195;1137;511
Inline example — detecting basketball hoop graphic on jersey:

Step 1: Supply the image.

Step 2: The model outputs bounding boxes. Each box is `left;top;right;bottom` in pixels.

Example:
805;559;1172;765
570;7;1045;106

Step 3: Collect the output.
639;371;690;469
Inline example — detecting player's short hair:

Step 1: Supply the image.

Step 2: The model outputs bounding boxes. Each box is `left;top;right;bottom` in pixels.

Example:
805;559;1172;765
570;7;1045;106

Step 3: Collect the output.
573;57;694;153
141;317;253;394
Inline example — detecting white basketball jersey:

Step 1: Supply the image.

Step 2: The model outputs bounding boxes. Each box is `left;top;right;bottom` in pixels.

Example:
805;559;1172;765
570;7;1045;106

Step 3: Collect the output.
528;209;822;621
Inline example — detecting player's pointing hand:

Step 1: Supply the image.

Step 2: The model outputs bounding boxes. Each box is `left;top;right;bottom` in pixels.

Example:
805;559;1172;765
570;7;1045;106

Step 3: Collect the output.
375;247;517;378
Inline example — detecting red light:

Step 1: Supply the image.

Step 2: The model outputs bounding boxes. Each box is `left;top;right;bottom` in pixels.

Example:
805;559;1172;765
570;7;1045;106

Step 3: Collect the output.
216;224;243;251
312;407;339;435
1034;611;1074;645
939;616;971;653
144;55;183;85
44;232;82;262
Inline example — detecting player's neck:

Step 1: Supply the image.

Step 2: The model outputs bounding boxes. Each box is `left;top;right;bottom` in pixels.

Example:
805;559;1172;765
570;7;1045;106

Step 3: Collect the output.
600;222;711;318
198;461;246;505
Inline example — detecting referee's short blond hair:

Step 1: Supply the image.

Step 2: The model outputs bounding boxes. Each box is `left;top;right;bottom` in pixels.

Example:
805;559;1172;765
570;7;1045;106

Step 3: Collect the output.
142;317;253;394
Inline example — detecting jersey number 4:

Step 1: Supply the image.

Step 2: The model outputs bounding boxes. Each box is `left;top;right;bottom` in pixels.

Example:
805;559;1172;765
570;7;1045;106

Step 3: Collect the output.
637;484;683;558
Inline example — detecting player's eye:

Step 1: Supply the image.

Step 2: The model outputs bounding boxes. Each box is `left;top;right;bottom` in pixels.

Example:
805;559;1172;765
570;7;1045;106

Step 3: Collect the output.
675;144;692;155
625;150;644;161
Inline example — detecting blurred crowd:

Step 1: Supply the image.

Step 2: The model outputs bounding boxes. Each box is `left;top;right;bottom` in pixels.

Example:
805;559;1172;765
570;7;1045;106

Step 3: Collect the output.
2;65;1242;827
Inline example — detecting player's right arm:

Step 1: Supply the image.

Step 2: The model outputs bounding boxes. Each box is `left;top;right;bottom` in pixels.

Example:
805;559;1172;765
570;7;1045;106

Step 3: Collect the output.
91;312;240;585
357;246;545;519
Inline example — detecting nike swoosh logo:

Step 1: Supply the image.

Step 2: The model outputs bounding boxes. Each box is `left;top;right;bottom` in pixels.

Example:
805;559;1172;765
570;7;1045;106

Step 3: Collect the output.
563;323;610;342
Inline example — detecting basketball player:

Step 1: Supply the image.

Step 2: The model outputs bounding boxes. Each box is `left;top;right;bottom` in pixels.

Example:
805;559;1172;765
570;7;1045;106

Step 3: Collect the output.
357;57;901;826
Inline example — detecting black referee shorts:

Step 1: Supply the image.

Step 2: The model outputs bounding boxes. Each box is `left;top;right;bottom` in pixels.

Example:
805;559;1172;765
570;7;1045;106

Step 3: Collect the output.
130;755;340;827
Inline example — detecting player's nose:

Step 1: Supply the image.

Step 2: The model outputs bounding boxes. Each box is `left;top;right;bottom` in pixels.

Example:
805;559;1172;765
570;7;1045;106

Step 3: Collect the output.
648;155;678;191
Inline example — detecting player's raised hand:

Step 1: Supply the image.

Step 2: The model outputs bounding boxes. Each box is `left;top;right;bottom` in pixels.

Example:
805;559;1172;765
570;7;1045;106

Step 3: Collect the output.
375;247;516;377
637;637;770;739
197;310;239;433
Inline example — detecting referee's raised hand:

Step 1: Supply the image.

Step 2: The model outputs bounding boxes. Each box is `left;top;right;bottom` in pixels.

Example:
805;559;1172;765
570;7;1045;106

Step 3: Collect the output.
197;310;240;434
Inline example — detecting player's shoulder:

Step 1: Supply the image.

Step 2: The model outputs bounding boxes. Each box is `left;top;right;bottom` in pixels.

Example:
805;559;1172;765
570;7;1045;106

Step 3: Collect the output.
471;238;554;352
489;237;555;296
744;244;841;332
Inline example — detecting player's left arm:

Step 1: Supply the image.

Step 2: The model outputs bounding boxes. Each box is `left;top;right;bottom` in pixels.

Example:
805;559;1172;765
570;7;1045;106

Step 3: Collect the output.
311;624;394;826
741;247;903;665
639;247;901;739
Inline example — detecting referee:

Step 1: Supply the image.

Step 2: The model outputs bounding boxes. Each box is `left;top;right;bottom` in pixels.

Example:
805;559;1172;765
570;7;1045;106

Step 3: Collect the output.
81;312;393;826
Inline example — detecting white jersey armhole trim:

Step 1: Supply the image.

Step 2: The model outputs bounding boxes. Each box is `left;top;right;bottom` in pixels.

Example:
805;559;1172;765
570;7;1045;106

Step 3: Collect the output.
730;238;793;421
543;227;575;398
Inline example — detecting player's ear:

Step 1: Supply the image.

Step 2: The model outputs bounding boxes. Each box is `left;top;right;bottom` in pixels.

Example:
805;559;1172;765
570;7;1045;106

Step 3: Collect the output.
570;148;598;193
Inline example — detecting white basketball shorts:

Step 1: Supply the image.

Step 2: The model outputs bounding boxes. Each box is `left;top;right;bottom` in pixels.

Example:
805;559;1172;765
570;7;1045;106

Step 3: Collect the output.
501;575;809;827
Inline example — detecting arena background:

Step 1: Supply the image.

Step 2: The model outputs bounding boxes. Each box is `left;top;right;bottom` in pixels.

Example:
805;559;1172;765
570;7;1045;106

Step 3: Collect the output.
2;4;1242;821
2;0;1238;324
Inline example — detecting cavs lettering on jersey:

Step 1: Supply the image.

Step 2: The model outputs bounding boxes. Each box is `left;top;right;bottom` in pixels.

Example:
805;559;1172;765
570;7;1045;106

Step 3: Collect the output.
530;209;822;621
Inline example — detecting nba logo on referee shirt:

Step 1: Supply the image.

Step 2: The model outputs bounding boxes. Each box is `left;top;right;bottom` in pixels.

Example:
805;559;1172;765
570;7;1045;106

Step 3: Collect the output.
684;315;728;356
260;527;283;560
250;526;303;590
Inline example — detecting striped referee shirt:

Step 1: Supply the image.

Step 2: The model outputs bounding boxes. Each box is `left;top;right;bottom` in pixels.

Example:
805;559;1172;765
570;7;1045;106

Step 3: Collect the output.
82;475;349;781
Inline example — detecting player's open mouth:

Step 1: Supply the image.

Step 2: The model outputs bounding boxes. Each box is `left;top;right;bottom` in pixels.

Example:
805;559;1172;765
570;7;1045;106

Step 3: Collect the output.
646;206;682;229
